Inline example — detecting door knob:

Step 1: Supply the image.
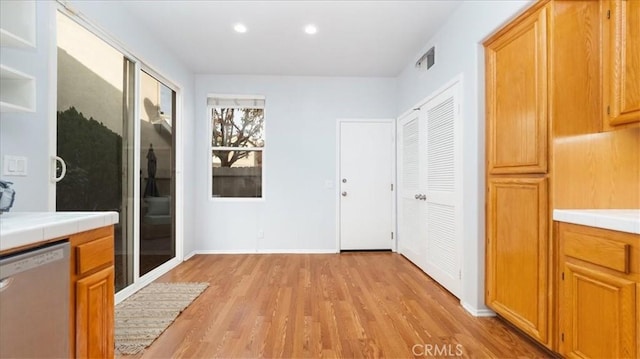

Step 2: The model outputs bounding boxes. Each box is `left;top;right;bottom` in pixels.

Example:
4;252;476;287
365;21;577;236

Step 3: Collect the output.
415;194;420;199
342;191;347;197
420;194;427;201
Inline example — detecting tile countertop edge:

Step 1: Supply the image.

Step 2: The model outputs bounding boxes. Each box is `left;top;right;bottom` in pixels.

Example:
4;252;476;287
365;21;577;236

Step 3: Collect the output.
0;211;119;253
553;209;640;235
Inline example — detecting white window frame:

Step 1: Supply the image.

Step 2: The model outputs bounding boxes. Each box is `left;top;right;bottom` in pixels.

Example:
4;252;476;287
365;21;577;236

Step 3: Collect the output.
207;94;266;202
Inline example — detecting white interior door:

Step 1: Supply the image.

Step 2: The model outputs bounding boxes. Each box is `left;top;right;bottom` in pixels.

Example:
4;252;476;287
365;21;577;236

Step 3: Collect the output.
339;120;394;250
396;78;462;298
421;82;462;297
397;111;425;265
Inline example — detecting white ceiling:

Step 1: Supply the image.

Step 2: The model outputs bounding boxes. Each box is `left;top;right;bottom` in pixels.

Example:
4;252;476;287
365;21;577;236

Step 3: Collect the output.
120;1;461;77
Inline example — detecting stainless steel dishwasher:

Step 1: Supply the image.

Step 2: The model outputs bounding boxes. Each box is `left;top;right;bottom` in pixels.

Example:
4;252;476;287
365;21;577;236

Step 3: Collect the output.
0;241;70;358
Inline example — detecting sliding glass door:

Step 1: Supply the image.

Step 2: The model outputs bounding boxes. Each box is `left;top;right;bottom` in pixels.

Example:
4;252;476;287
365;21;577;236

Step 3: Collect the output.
56;12;177;292
139;70;176;276
56;12;135;291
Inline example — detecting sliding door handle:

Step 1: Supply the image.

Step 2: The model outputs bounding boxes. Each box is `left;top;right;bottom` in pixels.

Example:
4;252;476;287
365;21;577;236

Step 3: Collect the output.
51;156;67;183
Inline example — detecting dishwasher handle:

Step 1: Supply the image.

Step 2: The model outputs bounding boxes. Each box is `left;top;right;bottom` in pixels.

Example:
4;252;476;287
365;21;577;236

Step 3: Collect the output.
0;277;13;292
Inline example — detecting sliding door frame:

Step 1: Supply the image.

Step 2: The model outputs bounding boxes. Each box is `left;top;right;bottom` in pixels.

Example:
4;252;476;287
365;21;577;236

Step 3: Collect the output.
50;1;184;303
135;65;183;287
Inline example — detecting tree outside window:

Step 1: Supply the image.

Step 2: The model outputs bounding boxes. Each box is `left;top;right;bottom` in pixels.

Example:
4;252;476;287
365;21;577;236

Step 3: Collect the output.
209;97;264;198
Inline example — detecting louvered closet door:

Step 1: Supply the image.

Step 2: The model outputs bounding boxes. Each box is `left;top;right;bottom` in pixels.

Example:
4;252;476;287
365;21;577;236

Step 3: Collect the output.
397;111;425;267
421;82;461;298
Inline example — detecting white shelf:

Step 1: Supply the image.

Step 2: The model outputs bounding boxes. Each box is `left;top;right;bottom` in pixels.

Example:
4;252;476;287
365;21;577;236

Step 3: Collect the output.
0;65;36;112
0;0;35;48
0;0;36;114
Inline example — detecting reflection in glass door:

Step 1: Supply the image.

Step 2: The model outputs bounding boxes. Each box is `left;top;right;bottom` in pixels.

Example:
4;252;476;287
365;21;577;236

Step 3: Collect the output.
139;70;176;276
56;12;134;291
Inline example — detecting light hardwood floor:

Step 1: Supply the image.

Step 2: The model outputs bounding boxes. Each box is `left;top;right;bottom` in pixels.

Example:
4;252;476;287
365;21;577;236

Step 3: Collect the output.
119;253;552;358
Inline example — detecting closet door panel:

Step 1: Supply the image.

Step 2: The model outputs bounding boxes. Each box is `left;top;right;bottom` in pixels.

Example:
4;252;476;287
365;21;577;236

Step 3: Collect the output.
397;111;425;267
422;85;462;298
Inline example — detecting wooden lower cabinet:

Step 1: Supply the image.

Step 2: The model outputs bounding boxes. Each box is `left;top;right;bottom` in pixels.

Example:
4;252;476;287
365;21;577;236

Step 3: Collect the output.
558;223;639;358
70;226;115;358
486;177;550;345
76;266;115;358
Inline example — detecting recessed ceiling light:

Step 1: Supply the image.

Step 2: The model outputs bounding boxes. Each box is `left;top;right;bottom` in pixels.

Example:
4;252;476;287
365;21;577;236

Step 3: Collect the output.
304;24;318;35
234;23;247;33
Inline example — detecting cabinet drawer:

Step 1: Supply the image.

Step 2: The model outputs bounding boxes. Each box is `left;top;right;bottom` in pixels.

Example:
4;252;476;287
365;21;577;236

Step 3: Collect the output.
564;231;630;273
76;236;113;276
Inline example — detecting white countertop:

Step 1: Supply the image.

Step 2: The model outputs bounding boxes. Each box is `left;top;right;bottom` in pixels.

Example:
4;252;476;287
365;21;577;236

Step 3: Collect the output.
553;209;640;235
0;212;119;252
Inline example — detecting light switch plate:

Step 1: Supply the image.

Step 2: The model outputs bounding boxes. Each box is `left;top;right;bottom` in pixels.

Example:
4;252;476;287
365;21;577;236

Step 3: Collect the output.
3;155;28;176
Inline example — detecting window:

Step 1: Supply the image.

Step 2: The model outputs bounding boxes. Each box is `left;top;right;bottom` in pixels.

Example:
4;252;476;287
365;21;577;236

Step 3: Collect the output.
209;96;265;198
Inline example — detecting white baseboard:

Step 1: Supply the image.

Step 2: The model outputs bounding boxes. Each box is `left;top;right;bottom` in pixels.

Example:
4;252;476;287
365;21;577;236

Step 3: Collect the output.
185;249;254;256
185;249;338;257
460;301;496;317
183;250;200;260
257;248;338;254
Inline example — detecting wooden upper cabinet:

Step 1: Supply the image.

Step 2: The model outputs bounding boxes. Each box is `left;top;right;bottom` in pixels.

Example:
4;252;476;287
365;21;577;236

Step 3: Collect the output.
551;0;604;136
605;0;640;127
486;177;549;344
486;3;549;174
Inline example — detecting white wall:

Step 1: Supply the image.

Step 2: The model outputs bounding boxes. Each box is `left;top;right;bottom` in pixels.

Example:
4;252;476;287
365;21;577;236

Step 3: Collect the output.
194;75;396;253
0;1;55;211
395;0;532;315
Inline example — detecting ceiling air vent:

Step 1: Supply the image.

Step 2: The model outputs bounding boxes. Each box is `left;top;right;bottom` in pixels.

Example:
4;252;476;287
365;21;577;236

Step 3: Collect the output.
415;46;435;70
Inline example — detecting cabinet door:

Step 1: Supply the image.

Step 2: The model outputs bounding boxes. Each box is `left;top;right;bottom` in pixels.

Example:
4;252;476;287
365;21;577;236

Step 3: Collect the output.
76;266;115;359
486;177;548;343
485;4;548;174
560;262;636;358
605;0;640;126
